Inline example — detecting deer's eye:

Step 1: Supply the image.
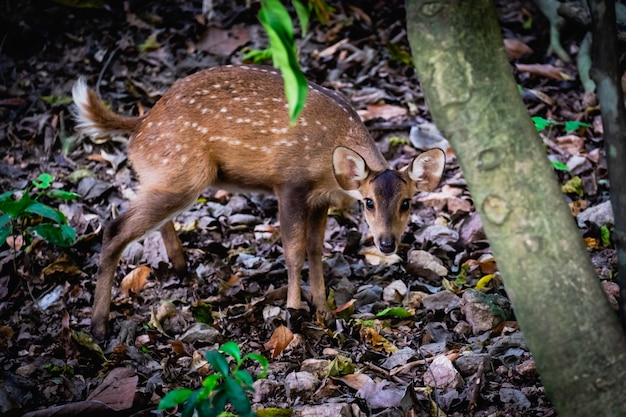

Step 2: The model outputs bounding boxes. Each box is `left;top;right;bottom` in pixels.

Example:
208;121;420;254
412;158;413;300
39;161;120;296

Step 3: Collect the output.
364;198;375;210
400;199;411;212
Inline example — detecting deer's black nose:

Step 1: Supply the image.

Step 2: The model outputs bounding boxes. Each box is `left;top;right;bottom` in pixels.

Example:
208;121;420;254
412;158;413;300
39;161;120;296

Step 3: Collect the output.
379;236;396;254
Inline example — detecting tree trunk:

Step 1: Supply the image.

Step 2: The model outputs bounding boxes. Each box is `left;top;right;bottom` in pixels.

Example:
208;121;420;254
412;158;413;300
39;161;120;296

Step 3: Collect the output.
405;0;626;415
587;0;626;329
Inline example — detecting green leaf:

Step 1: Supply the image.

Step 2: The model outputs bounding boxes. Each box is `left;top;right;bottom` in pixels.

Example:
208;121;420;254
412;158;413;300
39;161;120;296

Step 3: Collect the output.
601;225;611;247
220;341;242;364
158;388;194;410
40;95;73;106
292;0;310;36
25;202;66;224
0;192;36;218
138;33;161;52
182;390;202;417
191;301;214;325
561;176;583;196
242;47;273;64
551;161;569;171
455;262;469;286
33;173;54;189
0;190;15;202
387;43;413;66
0;213;10;230
31;224;76;247
0;223;12;246
532;116;554;132
209;389;230;417
375;307;413;319
564;120;591;132
244;353;269;378
202;373;223;392
258;0;309;124
206;350;231;377
224;377;252;415
47;189;80;200
234;369;255;389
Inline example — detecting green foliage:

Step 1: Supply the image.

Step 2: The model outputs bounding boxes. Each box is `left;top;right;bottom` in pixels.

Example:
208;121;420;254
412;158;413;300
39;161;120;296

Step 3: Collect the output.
258;0;309;125
564;120;591;132
551;161;569;171
532;116;591;134
242;47;274;65
252;0;335;123
375;307;413;319
0;173;79;248
601;225;611;247
387;43;413;66
158;341;269;417
388;136;410;147
532;116;592;172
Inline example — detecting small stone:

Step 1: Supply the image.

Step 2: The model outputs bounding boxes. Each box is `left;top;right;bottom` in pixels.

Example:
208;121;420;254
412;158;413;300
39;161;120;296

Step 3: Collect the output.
252;378;282;403
406;250;448;279
383;280;408;303
292;402;352;417
284;371;320;401
460;289;510;334
300;359;331;379
423;355;463;389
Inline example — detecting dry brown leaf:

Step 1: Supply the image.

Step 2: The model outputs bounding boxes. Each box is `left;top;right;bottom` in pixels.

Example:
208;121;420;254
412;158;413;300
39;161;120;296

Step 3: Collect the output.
5;234;23;250
569;200;589;216
317;38;349;58
155;301;177;322
335;372;373;390
554;134;585;155
191;350;210;376
515;63;571;80
170;340;188;356
357;104;407;121
420;184;472;213
584;237;600;249
119;265;151;297
359;326;398;353
264;325;294;358
42;254;85;280
523;88;556;105
477;254;497;275
197;25;252;57
0;325;14;345
86;367;138;411
333;299;356;314
503;38;533;59
361;247;402;266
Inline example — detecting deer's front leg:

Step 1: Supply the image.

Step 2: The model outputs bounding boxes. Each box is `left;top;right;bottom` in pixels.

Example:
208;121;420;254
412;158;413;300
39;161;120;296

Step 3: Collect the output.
276;188;308;313
306;204;331;321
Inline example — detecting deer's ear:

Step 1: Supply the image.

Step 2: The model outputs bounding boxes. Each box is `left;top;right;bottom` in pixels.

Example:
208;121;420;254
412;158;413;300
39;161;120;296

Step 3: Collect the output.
408;148;445;191
333;146;368;191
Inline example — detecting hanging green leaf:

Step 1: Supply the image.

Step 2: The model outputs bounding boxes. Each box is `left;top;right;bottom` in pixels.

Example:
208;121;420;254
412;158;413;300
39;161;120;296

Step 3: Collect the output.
258;0;308;124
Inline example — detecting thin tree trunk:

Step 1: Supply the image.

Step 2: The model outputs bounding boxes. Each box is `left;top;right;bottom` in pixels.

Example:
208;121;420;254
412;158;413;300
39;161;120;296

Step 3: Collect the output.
405;0;626;415
587;0;626;330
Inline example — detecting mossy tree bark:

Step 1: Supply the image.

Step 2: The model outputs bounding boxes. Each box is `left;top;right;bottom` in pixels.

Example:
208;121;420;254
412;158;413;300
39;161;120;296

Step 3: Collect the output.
405;0;626;414
587;0;626;329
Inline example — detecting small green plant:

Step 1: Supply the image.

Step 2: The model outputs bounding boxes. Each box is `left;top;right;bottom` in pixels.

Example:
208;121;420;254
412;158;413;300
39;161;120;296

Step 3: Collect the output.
158;341;269;417
532;116;591;171
0;173;79;249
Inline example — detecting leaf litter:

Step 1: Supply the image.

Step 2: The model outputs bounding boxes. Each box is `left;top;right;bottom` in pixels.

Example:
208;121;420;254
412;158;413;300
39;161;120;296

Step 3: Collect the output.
0;0;619;416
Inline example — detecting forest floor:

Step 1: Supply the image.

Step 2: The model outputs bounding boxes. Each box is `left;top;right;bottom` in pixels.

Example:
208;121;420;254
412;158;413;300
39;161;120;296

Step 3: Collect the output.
0;0;620;416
